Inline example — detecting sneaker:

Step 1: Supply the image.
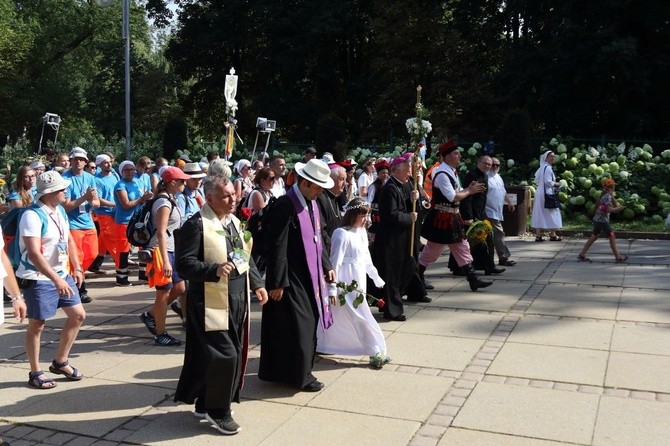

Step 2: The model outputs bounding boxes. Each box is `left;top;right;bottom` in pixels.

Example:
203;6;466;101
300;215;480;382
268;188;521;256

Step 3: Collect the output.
205;413;241;435
154;332;182;346
140;312;157;336
194;397;206;418
194;398;233;419
170;301;183;320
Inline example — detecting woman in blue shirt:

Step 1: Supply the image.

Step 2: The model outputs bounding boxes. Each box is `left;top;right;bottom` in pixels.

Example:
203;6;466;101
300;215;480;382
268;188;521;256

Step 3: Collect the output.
114;161;153;286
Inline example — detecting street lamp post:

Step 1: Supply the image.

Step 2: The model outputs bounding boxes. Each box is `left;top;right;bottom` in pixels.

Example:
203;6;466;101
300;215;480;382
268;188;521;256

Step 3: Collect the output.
122;0;131;160
96;0;131;160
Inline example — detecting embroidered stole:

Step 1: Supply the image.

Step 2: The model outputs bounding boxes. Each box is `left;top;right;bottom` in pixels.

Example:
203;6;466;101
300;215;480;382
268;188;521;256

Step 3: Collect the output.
286;187;333;330
200;204;252;332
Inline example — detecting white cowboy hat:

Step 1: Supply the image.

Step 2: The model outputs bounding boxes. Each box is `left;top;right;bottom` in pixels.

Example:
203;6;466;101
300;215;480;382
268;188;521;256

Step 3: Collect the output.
294;159;335;189
35;171;71;199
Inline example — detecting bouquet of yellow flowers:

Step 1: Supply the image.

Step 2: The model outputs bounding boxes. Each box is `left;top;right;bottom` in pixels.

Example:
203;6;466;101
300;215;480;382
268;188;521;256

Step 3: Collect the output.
466;219;493;245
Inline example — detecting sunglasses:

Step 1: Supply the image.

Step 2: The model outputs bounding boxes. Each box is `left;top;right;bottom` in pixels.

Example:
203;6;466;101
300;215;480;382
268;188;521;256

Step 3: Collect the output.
492;163;500;168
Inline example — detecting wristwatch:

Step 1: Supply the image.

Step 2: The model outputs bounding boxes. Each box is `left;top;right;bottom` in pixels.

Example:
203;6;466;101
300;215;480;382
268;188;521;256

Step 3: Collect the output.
10;295;24;302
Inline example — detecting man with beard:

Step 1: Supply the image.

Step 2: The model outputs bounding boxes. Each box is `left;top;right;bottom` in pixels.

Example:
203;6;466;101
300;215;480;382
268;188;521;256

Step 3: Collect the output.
316;165;346;254
419;141;493;291
174;175;268;435
450;155;505;276
259;159;335;392
372;153;428;322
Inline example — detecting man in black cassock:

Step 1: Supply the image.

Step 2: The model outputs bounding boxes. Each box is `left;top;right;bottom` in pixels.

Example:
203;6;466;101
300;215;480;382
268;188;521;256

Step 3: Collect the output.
316;165;346;254
174;175;268;435
449;155;505;275
259;159;336;392
371;153;428;322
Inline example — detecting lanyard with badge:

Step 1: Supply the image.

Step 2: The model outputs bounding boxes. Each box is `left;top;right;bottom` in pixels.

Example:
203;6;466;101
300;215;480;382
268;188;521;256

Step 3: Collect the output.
77;177;88;214
48;210;69;268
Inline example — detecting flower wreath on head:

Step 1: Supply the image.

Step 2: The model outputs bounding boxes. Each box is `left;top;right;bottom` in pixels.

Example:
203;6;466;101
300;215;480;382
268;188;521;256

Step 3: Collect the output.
343;200;370;213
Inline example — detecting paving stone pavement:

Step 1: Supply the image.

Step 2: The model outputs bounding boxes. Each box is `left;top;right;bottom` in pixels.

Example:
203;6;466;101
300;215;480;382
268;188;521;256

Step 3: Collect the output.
1;236;669;445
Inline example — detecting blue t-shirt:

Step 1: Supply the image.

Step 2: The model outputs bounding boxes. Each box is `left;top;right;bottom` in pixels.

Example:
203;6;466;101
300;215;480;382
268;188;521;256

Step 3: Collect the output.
93;172;118;217
7;186;38;208
62;170;96;230
114;178;143;224
176;188;202;221
135;172;152;194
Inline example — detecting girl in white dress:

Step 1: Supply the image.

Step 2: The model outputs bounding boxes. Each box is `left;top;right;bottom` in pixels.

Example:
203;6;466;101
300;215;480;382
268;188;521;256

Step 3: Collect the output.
317;198;390;368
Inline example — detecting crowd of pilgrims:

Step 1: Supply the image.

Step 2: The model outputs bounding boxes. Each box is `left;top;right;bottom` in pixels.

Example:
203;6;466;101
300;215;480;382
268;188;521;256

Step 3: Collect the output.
3;143;504;354
2;141;520;434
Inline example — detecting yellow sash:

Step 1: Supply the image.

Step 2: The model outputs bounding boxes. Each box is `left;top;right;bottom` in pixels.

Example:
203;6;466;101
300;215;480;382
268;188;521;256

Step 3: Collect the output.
200;204;252;332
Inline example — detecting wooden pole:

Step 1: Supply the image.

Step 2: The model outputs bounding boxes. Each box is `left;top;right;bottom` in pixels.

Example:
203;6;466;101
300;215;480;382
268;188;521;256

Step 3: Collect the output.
409;85;423;257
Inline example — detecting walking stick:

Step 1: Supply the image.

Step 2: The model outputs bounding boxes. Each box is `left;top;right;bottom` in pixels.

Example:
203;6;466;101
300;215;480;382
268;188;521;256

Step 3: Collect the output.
409;85;423;258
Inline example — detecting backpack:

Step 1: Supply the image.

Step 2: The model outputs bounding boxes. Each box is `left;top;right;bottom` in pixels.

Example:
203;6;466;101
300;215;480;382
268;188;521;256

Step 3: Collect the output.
126;194;174;247
3;204;64;270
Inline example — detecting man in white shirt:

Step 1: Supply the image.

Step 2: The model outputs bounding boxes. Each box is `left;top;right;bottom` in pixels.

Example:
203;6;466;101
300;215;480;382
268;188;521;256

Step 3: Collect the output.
18;171;86;389
269;155;287;197
485;157;516;266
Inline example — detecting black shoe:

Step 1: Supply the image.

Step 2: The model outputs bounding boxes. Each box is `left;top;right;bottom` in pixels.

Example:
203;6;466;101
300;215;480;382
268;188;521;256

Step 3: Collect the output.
301;380;325;392
383;314;407;322
88;267;108;275
170;301;183;320
116;277;133;287
423;281;434;290
205;413;241;435
499;259;517;266
452;269;467;277
485;267;506;275
79;292;92;304
408;296;432;303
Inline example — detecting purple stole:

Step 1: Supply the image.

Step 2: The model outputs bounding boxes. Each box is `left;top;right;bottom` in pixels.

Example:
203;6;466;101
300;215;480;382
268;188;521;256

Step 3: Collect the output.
287;187;333;330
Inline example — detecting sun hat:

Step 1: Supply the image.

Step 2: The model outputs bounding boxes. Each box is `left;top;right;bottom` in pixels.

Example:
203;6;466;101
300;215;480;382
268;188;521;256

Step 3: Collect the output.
178;154;192;163
183;162;206;178
321;152;335;164
161;166;191;183
70;147;88;161
294;159;335;189
95;154;111;165
35;171;71;199
29;160;46;170
338;159;356;171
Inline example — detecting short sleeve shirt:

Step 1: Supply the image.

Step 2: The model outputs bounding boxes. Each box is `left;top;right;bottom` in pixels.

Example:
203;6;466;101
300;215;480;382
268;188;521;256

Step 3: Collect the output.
62;170;96;229
16;202;70;280
93;172;118;217
593;193;612;223
114;178;144;224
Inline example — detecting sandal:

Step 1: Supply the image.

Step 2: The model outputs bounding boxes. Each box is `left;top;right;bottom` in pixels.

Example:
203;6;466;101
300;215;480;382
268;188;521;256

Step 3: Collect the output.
49;359;84;381
535;237;545;242
549;236;563;241
577;254;591;262
616;255;629;263
28;371;57;389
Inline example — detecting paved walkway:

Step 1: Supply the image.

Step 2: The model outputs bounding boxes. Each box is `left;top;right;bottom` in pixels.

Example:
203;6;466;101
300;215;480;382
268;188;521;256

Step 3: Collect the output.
1;236;669;445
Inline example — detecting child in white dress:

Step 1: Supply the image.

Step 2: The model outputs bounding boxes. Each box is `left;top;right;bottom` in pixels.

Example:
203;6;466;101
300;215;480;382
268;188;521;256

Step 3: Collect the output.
317;198;390;368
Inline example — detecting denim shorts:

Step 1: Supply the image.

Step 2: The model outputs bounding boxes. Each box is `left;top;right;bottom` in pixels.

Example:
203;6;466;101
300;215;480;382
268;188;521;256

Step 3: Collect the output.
156;251;184;291
24;275;81;320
